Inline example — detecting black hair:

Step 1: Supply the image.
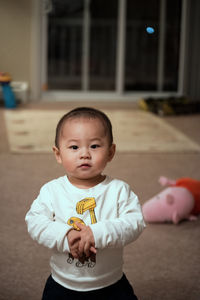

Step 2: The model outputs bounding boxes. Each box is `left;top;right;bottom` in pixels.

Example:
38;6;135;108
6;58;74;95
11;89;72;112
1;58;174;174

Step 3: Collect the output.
55;107;113;148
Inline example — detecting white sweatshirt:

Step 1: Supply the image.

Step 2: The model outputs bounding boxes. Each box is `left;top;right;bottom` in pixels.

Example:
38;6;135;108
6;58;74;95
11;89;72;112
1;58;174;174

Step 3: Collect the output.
25;175;145;291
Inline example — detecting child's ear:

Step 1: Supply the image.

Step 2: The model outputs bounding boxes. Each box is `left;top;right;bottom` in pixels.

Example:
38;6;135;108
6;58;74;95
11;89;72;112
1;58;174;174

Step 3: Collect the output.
108;144;116;162
52;146;62;164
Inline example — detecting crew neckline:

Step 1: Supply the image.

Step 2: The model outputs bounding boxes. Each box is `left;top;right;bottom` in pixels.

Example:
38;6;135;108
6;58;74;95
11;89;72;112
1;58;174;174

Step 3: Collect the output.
63;175;110;192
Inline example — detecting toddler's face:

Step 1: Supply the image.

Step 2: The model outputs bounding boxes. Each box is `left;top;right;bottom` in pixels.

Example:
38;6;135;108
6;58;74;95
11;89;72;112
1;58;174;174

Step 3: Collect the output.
53;117;115;187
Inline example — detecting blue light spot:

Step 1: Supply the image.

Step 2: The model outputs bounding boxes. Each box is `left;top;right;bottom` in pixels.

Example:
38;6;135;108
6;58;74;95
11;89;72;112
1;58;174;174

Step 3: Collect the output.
146;26;155;34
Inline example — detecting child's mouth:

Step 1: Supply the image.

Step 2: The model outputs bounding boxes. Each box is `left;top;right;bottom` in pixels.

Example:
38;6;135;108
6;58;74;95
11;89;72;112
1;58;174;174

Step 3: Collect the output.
79;164;91;169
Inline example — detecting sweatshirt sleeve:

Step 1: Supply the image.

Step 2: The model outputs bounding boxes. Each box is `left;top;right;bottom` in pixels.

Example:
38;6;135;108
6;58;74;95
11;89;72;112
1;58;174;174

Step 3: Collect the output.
25;185;72;253
90;184;146;249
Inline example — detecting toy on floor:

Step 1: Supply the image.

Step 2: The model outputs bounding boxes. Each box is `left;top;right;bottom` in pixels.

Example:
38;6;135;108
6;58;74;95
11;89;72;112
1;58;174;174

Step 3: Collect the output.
142;176;200;224
0;72;16;109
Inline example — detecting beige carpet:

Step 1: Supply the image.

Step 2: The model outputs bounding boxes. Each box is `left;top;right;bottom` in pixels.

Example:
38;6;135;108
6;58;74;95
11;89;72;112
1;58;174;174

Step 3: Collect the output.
4;109;200;153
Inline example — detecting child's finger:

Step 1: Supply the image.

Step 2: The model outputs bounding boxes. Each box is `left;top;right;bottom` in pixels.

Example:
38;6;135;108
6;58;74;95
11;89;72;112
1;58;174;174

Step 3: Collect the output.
84;241;92;257
77;239;85;257
75;222;85;230
89;246;97;254
67;229;81;246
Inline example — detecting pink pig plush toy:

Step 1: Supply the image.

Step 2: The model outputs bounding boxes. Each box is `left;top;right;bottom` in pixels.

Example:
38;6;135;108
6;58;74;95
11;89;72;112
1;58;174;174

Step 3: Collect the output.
142;176;200;224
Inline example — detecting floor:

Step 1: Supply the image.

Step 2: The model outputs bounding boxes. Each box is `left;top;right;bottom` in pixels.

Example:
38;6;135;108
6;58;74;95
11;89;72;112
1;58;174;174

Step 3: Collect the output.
0;102;200;300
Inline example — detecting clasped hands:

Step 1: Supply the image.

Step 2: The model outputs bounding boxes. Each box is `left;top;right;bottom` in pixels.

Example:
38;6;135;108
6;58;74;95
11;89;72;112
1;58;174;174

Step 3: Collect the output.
67;222;97;263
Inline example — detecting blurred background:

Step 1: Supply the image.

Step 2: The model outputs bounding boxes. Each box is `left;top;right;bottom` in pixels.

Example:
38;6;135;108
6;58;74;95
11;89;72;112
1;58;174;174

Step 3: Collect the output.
0;0;200;102
0;1;200;300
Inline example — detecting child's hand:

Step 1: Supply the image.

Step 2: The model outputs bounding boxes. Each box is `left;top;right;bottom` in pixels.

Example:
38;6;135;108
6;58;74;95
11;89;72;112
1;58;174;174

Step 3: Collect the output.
67;223;97;261
67;229;81;259
75;222;97;258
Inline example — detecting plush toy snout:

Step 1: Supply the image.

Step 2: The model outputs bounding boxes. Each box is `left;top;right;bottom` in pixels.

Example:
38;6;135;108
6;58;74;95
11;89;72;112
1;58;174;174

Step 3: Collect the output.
142;187;195;224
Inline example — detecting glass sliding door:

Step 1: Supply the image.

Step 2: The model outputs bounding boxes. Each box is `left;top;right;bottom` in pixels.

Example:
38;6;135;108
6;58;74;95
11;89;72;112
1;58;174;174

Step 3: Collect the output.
45;0;182;94
125;0;159;91
125;0;182;92
48;1;84;90
47;0;117;91
89;0;118;90
163;0;182;91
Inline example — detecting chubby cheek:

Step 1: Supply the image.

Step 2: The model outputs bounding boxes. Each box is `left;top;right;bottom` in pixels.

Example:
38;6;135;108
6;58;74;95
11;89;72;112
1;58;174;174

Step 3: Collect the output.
61;156;76;172
93;154;109;169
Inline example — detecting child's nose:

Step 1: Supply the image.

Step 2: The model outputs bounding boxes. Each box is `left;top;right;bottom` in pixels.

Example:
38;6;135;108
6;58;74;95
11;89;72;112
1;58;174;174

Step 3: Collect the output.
80;148;91;159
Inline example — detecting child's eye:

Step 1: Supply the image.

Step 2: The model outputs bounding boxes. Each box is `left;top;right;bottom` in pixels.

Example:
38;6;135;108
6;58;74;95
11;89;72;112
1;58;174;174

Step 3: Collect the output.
69;145;78;150
91;144;100;149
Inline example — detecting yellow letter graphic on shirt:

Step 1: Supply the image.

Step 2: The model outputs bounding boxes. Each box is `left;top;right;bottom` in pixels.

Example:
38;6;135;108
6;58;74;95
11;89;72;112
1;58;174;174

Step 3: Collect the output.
76;197;97;224
67;217;85;230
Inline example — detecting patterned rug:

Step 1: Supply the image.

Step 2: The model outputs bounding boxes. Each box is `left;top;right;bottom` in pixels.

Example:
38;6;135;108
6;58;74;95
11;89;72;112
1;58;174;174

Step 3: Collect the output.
4;109;200;153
